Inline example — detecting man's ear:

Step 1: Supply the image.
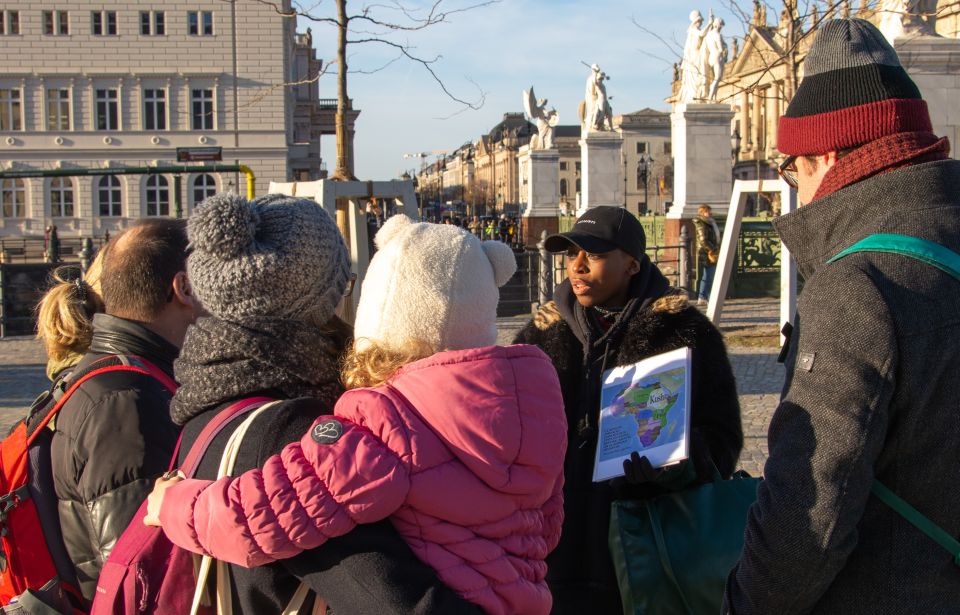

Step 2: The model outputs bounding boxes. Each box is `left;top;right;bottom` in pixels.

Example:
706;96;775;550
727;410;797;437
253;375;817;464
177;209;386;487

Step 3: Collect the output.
627;256;642;276
170;271;196;309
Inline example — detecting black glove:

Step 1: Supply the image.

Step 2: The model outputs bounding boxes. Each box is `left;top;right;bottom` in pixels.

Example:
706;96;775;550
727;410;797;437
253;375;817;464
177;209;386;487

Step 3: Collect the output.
621;451;663;484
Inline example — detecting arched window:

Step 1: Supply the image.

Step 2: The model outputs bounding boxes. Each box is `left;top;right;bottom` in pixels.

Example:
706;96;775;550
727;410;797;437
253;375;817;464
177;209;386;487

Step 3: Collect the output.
145;175;169;216
192;173;216;205
98;176;122;217
0;179;25;218
559;178;568;197
51;177;74;217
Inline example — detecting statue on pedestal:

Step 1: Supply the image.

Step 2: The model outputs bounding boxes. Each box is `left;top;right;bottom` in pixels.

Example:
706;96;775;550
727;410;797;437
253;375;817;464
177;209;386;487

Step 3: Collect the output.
701;16;728;101
579;64;614;134
678;10;708;103
878;0;938;44
522;87;559;150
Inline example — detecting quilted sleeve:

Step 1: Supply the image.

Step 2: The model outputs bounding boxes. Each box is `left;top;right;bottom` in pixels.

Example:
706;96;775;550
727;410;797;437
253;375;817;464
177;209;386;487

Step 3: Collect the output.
542;472;565;554
158;407;412;569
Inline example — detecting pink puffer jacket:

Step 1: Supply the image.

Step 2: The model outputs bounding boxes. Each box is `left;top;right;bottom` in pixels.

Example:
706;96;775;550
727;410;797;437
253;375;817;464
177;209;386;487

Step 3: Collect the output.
159;344;567;615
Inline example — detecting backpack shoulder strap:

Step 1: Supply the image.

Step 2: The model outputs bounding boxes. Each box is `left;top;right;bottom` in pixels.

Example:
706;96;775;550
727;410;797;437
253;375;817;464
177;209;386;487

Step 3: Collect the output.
178;397;274;478
25;355;177;447
829;233;960;565
827;233;960;282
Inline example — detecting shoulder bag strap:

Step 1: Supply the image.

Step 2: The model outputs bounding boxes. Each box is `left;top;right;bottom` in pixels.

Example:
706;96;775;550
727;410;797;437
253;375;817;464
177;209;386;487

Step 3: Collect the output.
188;401;325;615
829;233;960;565
179;396;275;478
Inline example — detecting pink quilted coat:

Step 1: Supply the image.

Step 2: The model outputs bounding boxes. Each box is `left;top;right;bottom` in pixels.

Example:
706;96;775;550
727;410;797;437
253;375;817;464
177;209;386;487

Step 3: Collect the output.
159;344;567;615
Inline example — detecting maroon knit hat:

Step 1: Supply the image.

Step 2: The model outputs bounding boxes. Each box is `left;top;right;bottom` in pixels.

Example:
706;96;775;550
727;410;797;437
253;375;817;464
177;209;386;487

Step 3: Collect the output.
778;18;931;156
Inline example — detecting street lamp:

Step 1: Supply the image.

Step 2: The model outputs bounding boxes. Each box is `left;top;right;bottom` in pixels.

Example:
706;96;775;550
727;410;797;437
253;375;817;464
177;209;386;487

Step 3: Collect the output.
637;153;653;215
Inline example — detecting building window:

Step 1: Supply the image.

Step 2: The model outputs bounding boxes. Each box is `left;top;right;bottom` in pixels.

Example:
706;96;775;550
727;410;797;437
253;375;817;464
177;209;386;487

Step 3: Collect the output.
47;89;70;131
191;89;214;130
636;142;648;154
98;176;121;217
0;89;22;131
559;161;568;171
192;174;217;205
663;141;672;155
50;178;74;217
575;178;581;193
575;161;581;173
188;11;213;36
0;10;20;35
140;11;164;35
560;178;568;197
95;89;118;131
91;10;117;36
143;89;166;130
145;176;170;217
43;10;69;35
1;179;25;218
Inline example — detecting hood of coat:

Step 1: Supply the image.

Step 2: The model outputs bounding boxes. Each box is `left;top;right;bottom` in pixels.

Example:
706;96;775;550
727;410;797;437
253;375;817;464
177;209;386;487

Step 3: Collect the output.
386;344;567;494
774;159;960;280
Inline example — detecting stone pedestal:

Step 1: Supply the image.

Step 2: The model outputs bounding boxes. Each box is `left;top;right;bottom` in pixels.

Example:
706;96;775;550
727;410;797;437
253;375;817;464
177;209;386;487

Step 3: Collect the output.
519;146;560;217
896;35;960;154
518;146;561;248
578;131;624;215
668;103;736;219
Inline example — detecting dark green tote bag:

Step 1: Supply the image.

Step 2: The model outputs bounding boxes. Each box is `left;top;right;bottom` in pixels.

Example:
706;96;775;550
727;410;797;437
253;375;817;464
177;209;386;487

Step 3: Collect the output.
608;471;760;615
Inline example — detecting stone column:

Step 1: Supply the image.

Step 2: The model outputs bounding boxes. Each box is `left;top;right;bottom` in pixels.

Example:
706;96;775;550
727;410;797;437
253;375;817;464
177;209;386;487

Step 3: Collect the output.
896;35;960;153
668;102;736;219
577;131;624;215
518;146;560;247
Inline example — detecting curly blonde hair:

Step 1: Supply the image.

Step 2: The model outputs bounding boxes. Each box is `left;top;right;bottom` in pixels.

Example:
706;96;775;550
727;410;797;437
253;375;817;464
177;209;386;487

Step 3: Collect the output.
341;338;436;390
36;243;110;364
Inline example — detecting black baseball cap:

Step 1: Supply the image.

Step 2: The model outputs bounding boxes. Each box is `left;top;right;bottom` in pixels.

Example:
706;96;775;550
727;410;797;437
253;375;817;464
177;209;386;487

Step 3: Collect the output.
544;206;646;260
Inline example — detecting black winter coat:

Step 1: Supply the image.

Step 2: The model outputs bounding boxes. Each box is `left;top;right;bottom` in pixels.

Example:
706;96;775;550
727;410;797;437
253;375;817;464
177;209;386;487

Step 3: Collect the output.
514;280;743;614
179;396;483;615
51;314;180;600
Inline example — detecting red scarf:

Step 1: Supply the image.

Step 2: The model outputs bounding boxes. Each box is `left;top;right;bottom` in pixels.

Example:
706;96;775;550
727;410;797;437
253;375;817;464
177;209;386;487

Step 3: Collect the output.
812;131;951;202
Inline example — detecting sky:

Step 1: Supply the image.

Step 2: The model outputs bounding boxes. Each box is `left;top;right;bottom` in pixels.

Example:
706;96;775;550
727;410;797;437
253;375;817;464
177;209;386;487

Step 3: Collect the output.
296;1;749;180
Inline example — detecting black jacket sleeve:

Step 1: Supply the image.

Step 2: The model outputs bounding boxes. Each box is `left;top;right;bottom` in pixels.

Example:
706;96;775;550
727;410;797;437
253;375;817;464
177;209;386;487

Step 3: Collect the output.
253;399;484;615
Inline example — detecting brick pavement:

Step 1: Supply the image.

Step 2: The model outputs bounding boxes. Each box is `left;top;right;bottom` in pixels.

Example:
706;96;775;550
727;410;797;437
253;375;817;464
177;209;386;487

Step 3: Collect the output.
0;303;784;475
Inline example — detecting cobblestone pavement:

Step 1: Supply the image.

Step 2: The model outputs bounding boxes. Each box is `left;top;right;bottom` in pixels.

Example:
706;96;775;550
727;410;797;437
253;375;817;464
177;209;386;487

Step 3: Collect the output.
1;304;784;476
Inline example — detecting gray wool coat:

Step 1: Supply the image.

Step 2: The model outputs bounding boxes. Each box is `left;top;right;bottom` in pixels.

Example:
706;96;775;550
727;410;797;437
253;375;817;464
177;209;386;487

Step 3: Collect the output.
724;159;960;615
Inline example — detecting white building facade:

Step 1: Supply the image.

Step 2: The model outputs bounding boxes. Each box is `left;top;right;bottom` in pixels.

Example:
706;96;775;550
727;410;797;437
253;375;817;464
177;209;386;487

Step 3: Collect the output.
0;1;326;238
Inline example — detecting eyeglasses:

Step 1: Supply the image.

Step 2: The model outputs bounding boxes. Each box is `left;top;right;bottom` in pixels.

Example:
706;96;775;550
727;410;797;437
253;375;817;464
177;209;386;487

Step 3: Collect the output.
778;155;798;189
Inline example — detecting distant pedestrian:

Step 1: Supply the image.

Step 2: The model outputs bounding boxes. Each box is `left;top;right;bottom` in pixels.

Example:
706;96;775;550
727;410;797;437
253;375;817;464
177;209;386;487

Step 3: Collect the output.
725;19;960;614
46;225;61;263
692;204;720;305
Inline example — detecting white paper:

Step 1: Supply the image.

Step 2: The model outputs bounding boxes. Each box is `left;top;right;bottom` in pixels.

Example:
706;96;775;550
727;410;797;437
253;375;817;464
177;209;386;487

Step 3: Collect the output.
592;346;692;482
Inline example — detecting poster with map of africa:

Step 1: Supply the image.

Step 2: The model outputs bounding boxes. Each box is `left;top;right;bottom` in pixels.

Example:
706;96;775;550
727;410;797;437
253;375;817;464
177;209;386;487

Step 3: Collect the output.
593;346;691;482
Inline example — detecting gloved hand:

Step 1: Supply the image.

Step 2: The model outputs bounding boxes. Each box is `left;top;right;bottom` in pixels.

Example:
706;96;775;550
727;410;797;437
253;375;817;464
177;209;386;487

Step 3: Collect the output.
621;451;663;484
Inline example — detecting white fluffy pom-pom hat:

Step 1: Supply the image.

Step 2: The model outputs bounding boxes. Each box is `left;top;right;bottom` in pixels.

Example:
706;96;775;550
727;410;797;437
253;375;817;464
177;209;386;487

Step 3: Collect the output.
353;215;517;353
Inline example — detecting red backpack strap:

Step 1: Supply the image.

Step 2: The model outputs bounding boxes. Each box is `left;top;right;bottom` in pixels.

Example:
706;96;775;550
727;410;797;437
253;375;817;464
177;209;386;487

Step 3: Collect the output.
178;397;275;478
25;356;177;448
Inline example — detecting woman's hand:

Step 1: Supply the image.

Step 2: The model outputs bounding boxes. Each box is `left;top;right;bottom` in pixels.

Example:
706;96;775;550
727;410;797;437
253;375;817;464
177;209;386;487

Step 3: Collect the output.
143;471;185;527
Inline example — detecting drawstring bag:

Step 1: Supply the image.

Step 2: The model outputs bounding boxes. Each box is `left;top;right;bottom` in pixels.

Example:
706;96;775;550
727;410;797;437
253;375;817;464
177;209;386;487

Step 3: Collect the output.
608;469;760;615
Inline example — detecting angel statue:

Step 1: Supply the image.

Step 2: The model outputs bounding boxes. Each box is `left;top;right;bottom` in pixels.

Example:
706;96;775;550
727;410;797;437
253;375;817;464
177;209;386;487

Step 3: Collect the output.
523;87;560;150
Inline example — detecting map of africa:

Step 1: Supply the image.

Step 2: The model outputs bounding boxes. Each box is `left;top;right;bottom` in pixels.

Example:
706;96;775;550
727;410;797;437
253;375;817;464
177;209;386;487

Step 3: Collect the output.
607;367;686;448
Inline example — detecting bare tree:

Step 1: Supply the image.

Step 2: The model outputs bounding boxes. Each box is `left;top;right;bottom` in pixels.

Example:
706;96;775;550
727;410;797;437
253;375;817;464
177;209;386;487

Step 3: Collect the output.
255;0;495;181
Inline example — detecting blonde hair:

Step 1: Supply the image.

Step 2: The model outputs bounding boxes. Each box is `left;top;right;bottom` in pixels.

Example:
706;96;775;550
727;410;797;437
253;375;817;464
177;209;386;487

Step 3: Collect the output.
341;338;436;390
36;244;110;363
698;204;712;217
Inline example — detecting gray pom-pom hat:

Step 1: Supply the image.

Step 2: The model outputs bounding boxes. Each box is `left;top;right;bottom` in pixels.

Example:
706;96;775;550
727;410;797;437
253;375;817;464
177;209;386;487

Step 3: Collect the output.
187;193;350;326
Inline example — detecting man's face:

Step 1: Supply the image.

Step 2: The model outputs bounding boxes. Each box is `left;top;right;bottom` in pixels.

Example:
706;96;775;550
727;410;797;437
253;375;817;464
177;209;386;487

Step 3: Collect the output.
796;155;833;206
565;245;641;308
